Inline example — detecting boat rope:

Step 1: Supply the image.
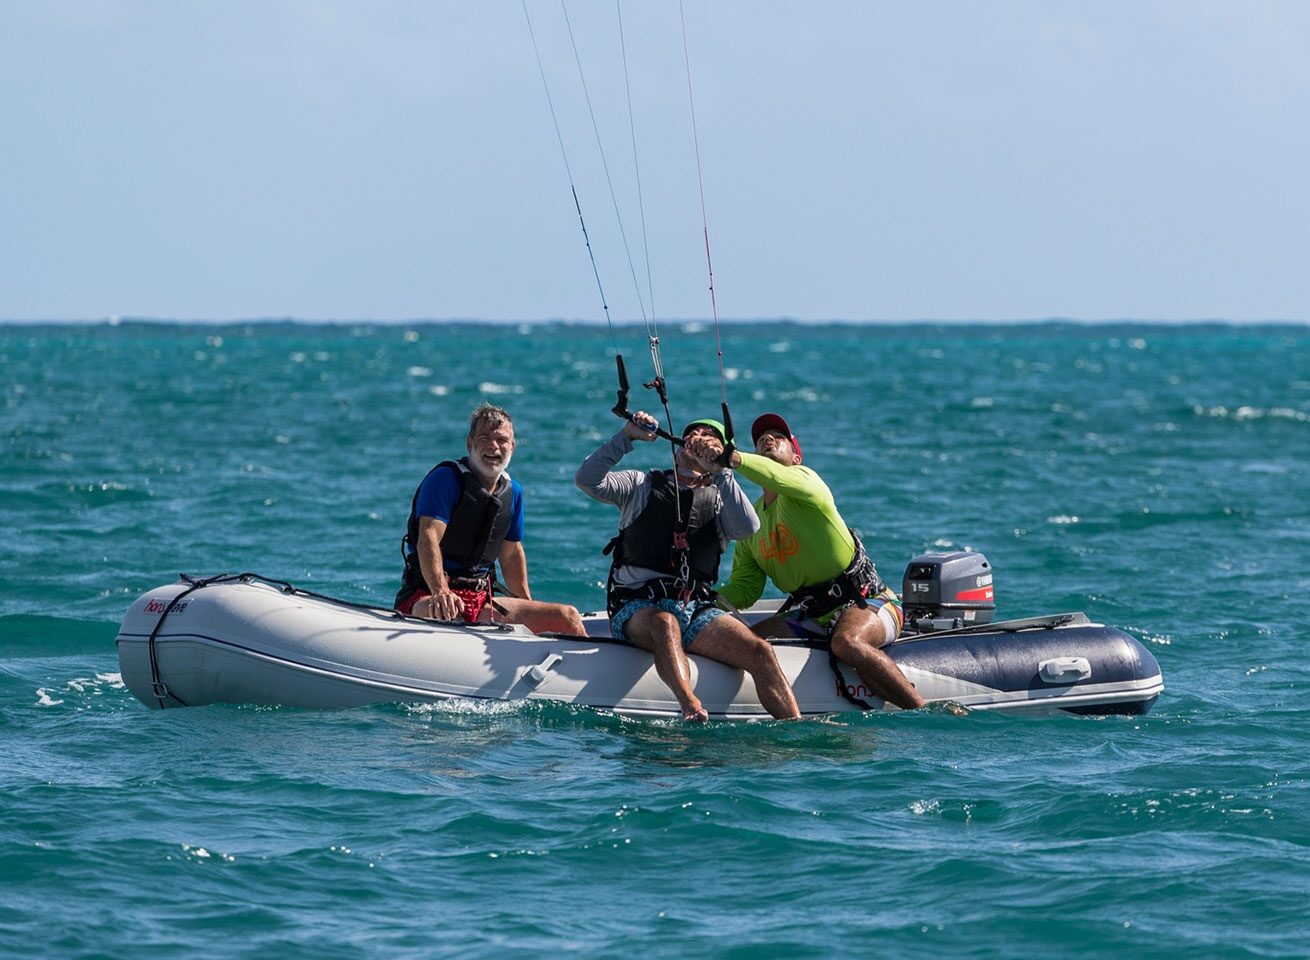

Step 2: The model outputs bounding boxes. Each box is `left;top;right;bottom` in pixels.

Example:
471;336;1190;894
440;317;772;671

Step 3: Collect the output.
521;0;619;355
828;652;874;711
678;0;735;459
759;606;874;710
143;572;244;708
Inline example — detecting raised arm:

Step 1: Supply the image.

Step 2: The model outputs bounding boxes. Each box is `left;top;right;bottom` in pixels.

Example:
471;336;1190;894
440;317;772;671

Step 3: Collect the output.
575;430;638;504
732;452;835;507
712;470;761;542
575;415;660;512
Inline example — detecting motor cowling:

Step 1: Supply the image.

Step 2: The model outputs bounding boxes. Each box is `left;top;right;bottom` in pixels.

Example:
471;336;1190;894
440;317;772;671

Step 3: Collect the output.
902;551;996;632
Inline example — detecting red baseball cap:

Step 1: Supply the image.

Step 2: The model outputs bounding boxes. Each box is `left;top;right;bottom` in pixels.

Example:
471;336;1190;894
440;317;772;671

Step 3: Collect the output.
751;413;802;462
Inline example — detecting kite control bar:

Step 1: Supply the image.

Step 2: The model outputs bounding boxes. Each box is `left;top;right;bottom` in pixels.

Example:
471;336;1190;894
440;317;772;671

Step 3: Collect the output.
612;355;685;446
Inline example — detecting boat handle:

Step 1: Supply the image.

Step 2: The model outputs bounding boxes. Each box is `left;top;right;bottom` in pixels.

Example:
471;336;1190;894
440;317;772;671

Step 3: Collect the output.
525;654;564;687
1038;657;1092;684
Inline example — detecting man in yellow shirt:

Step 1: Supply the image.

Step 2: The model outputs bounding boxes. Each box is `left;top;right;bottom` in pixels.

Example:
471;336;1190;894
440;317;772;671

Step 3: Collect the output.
717;413;925;710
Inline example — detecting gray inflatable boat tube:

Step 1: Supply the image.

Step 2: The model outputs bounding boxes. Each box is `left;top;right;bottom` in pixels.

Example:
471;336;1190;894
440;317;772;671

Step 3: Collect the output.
116;577;1163;718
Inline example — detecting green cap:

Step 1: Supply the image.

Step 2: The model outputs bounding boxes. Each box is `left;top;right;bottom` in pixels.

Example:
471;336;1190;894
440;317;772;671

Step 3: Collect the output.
681;418;726;442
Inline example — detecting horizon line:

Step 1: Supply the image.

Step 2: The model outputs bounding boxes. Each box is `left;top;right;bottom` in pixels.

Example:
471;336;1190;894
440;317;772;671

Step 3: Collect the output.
2;315;1307;327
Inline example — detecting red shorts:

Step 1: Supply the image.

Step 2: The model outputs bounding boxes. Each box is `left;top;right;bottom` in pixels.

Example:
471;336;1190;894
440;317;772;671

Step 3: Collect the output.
396;586;492;623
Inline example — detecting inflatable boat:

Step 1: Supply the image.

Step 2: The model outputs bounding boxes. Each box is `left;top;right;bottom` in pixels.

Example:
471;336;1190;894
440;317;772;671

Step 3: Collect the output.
115;561;1163;718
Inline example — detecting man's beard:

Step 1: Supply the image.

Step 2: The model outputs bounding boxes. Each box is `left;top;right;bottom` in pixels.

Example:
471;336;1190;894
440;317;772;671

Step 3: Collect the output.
470;448;511;481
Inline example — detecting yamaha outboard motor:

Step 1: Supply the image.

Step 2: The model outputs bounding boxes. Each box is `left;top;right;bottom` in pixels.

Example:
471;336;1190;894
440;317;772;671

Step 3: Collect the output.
902;551;996;633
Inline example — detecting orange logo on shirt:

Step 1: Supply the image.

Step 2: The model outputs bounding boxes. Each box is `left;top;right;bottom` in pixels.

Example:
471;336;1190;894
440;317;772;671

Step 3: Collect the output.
759;523;799;564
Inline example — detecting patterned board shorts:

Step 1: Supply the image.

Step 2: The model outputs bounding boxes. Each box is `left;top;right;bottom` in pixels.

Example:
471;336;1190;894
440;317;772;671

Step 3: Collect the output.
611;597;728;649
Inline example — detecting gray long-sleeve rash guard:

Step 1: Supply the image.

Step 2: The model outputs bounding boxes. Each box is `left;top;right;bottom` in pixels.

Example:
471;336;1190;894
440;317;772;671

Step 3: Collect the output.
574;429;760;589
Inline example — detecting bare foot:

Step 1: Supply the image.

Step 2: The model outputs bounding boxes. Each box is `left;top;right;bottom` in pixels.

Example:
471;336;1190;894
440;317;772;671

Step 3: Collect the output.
939;700;970;717
682;704;710;722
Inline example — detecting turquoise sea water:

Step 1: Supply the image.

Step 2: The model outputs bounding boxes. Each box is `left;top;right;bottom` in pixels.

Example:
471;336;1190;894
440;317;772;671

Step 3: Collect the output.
2;320;1307;958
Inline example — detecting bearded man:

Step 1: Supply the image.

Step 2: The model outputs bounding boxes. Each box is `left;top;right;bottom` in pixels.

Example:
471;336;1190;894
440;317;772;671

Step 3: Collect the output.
395;402;584;636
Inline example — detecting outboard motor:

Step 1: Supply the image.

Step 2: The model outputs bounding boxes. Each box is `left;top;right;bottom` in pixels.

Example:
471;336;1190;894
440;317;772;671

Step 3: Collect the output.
902;551;996;633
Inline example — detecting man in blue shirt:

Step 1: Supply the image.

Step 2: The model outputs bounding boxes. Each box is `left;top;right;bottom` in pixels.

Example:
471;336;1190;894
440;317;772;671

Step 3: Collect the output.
396;403;584;635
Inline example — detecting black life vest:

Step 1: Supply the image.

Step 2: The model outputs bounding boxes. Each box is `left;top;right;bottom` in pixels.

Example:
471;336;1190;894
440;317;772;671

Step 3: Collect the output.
604;470;722;613
397;459;514;602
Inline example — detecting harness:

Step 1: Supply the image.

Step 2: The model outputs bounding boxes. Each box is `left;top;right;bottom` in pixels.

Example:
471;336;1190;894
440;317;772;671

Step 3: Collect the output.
396;459;513;605
777;530;885;623
603;469;722;616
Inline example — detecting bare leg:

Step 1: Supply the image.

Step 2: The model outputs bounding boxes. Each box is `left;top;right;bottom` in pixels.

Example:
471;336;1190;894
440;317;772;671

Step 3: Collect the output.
687;616;801;720
487;597;586;636
621;607;707;721
830;607;925;710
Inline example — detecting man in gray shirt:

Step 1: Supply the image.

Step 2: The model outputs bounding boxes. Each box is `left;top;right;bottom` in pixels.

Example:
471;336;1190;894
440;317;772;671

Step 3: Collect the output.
575;411;801;721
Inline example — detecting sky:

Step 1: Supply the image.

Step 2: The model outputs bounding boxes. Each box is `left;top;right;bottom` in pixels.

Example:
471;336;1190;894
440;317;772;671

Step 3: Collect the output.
1;1;1308;322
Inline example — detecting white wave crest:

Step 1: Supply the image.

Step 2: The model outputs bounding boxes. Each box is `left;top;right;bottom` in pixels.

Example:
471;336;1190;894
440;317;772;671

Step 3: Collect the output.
1192;404;1309;422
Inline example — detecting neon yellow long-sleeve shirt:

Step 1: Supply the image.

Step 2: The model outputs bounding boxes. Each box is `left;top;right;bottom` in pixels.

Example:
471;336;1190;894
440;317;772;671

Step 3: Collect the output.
716;451;856;610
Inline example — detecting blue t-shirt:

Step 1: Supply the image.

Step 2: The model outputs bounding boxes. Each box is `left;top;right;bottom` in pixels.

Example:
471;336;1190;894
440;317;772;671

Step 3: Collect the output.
410;465;524;574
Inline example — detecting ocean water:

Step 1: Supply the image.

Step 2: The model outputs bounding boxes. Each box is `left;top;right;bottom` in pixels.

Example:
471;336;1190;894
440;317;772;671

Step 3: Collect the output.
2;320;1307;959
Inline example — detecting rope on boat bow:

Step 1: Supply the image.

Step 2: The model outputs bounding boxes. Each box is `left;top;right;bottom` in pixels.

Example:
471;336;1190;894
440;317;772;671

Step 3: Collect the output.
143;572;240;708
